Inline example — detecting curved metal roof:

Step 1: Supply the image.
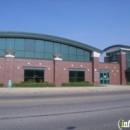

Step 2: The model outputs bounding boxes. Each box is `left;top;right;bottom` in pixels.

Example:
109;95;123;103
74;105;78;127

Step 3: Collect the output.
104;44;130;51
0;31;103;53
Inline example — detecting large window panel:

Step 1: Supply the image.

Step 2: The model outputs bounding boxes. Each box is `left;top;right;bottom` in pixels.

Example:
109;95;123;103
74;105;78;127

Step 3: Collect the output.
25;52;34;58
24;69;44;82
15;39;25;51
25;39;35;51
69;55;76;61
0;50;5;56
35;40;44;52
35;52;44;59
69;71;85;82
6;38;15;50
69;46;76;55
45;53;53;60
77;48;84;55
0;38;6;49
15;51;24;58
61;44;68;54
77;55;84;61
54;43;60;53
61;54;68;60
45;41;53;53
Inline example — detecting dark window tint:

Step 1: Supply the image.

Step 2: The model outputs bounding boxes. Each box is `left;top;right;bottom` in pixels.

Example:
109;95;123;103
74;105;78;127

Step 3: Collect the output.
45;41;53;53
69;71;85;82
6;38;15;50
0;38;6;49
25;39;35;51
69;46;76;55
54;43;60;53
35;40;44;52
61;44;68;54
15;39;25;50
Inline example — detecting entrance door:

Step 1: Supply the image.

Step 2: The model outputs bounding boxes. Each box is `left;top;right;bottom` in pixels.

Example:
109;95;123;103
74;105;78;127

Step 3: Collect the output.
100;70;109;85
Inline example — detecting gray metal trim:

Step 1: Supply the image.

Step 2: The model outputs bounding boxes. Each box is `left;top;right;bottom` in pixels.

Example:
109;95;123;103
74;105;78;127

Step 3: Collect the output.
23;66;45;70
68;68;86;71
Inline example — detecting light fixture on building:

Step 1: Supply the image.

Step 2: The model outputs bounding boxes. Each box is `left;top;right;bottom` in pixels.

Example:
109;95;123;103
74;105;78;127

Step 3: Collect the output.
28;62;30;64
64;68;66;70
39;63;41;65
81;65;82;67
88;69;90;71
94;68;97;71
71;64;73;66
48;68;50;70
18;67;20;69
106;66;107;68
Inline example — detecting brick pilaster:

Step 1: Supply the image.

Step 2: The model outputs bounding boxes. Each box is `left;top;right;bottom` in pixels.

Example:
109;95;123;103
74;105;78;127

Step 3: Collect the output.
117;53;126;85
4;57;15;86
104;56;110;62
54;60;62;86
92;57;100;86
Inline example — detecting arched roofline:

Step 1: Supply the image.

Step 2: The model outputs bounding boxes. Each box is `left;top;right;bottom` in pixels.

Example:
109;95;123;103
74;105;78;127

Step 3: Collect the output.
0;31;103;53
103;44;130;52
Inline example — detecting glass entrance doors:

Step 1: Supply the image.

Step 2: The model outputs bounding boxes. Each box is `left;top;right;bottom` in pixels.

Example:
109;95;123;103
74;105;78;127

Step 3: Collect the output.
100;70;109;85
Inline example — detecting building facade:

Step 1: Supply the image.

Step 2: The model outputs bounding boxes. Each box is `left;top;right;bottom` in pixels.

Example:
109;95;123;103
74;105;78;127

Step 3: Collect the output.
0;32;129;86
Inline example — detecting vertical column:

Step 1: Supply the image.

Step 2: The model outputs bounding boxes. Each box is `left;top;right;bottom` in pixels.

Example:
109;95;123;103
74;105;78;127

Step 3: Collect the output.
92;51;100;86
104;56;110;62
4;50;15;86
53;54;62;86
117;52;126;85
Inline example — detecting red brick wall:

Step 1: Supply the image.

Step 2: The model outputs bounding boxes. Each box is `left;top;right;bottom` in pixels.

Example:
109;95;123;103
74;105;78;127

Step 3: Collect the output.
104;56;110;62
99;63;120;85
117;53;126;85
92;57;100;86
0;56;123;86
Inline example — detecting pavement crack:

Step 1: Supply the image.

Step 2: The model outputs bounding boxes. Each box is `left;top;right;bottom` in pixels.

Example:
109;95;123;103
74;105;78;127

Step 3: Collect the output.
0;105;130;121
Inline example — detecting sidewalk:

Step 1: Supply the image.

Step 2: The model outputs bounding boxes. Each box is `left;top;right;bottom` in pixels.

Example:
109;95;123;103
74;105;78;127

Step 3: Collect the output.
0;85;130;94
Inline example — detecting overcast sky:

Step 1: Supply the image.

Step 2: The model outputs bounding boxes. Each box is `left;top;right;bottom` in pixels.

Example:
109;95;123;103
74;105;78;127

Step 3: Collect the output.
0;0;130;60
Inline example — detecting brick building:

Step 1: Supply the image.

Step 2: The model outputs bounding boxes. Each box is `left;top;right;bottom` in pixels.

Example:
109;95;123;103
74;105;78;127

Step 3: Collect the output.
0;32;129;86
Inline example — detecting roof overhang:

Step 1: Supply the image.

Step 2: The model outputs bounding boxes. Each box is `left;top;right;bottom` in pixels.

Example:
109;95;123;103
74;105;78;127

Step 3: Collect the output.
103;44;130;53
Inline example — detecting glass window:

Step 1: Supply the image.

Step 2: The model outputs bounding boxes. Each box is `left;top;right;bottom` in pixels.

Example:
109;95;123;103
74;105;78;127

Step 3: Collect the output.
25;39;35;51
35;40;44;52
77;55;84;61
35;52;44;59
61;54;68;60
69;55;76;61
0;50;5;56
45;53;53;60
45;41;53;53
69;71;85;82
69;46;76;55
15;51;24;58
85;56;90;62
0;38;6;49
54;43;60;53
6;38;15;50
15;39;25;51
24;69;44;82
25;52;34;58
77;48;84;55
61;44;68;54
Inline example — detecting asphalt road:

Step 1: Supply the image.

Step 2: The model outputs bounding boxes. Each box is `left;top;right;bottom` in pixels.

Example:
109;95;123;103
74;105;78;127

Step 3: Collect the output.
0;91;130;130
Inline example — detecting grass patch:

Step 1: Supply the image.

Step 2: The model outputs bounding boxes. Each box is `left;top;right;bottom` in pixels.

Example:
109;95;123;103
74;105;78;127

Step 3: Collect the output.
62;81;94;87
0;83;4;87
127;82;130;85
12;82;55;87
